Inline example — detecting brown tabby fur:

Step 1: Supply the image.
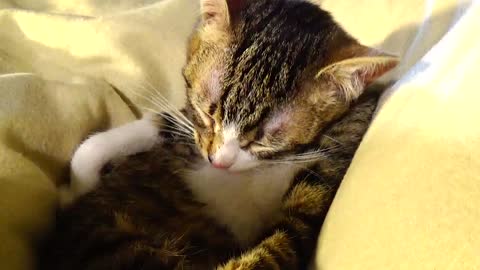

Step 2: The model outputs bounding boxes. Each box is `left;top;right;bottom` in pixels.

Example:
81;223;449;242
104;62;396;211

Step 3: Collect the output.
40;0;397;269
184;0;394;161
40;93;378;270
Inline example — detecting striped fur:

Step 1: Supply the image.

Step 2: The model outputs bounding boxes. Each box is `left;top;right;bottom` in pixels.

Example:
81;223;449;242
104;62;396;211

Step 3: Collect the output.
40;94;379;270
40;0;397;269
184;0;397;160
217;94;379;270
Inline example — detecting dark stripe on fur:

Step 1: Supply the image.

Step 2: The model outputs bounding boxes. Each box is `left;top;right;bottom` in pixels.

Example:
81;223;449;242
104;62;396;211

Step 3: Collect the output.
221;0;340;131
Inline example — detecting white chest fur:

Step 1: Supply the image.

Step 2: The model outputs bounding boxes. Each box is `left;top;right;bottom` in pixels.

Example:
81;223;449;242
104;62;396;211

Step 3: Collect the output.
184;165;299;246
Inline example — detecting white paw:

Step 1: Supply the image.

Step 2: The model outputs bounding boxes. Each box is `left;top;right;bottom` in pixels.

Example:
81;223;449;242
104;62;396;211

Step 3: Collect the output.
63;117;161;206
66;133;107;205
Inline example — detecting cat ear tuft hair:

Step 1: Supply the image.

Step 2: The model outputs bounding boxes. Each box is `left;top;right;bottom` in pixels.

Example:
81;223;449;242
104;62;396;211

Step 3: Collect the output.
200;0;247;28
317;49;399;103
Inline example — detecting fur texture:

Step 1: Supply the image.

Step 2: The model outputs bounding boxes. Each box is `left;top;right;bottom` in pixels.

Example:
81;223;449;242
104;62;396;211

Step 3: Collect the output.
40;94;380;270
41;0;398;269
184;0;397;170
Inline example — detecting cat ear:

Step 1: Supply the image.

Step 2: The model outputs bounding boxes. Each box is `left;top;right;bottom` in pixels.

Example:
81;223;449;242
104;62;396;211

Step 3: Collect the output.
317;46;399;102
200;0;247;28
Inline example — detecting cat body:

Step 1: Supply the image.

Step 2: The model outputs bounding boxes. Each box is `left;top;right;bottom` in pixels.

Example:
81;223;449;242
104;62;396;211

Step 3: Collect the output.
42;0;398;269
42;94;379;270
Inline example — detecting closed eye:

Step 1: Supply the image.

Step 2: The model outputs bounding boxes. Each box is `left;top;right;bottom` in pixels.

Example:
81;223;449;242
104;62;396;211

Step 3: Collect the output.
250;141;267;147
248;141;275;153
239;140;259;150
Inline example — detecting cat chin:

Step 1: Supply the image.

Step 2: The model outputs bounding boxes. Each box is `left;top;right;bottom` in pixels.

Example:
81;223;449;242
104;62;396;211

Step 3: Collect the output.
228;162;260;173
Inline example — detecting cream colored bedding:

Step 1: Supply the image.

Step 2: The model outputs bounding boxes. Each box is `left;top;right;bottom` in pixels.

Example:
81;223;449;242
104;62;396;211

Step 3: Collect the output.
0;0;478;269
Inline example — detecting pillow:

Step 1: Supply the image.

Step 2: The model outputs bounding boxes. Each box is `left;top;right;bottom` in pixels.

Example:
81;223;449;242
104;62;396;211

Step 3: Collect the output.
315;0;480;269
0;1;196;269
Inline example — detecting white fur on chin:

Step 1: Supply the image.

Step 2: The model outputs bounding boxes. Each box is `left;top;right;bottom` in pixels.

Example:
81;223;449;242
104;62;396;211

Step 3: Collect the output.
185;163;299;246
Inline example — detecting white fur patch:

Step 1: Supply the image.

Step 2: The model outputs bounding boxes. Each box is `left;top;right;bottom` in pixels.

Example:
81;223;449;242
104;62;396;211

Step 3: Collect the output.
211;125;239;167
222;124;238;142
211;124;259;171
229;149;259;172
185;164;299;246
61;117;160;207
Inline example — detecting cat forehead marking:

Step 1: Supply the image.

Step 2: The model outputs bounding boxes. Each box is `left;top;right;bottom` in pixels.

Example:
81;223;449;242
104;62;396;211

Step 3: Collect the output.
205;68;223;103
223;124;238;142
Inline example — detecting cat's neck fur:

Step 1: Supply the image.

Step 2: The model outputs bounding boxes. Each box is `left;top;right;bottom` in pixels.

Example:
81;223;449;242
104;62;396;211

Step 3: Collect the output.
184;164;300;246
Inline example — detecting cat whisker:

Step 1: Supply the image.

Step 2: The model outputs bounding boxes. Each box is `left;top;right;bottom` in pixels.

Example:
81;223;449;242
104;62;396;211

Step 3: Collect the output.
125;81;195;133
280;156;326;163
296;145;341;157
163;128;193;138
140;96;194;133
148;95;194;132
263;159;318;165
163;118;194;136
140;106;188;129
142;81;194;129
162;122;194;136
141;106;194;135
162;129;194;139
163;142;197;147
321;134;344;146
264;147;337;164
124;83;167;109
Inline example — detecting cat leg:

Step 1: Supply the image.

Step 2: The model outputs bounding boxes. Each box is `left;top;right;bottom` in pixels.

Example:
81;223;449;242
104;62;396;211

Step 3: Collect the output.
217;230;297;270
59;116;161;206
218;180;333;270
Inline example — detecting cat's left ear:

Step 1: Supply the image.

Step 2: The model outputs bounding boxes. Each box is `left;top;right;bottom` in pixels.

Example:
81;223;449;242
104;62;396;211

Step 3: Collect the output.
317;45;399;102
200;0;247;29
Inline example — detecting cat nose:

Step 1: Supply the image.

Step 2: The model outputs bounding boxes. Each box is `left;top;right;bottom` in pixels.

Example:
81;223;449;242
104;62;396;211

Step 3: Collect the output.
212;161;232;169
208;155;234;169
209;139;238;169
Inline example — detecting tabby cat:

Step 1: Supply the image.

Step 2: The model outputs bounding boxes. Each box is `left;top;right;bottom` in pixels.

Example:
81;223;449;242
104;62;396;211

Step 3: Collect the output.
41;0;398;269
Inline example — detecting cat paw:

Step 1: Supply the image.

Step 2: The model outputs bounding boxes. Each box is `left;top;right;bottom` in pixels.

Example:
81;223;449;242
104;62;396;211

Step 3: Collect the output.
69;134;104;198
67;117;161;206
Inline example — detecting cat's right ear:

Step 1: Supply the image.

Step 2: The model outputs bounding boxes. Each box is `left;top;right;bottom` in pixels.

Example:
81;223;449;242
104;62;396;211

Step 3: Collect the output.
200;0;247;29
315;40;399;103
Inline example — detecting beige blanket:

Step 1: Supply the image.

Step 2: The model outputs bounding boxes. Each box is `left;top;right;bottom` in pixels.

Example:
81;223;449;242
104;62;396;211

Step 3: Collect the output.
0;0;478;269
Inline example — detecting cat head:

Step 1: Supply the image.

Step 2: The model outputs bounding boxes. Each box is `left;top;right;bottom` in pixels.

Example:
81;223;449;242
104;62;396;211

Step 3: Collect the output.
183;0;398;172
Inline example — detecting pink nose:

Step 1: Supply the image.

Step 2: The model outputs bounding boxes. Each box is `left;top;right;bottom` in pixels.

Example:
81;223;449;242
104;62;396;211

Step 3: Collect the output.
211;161;231;170
209;155;233;169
